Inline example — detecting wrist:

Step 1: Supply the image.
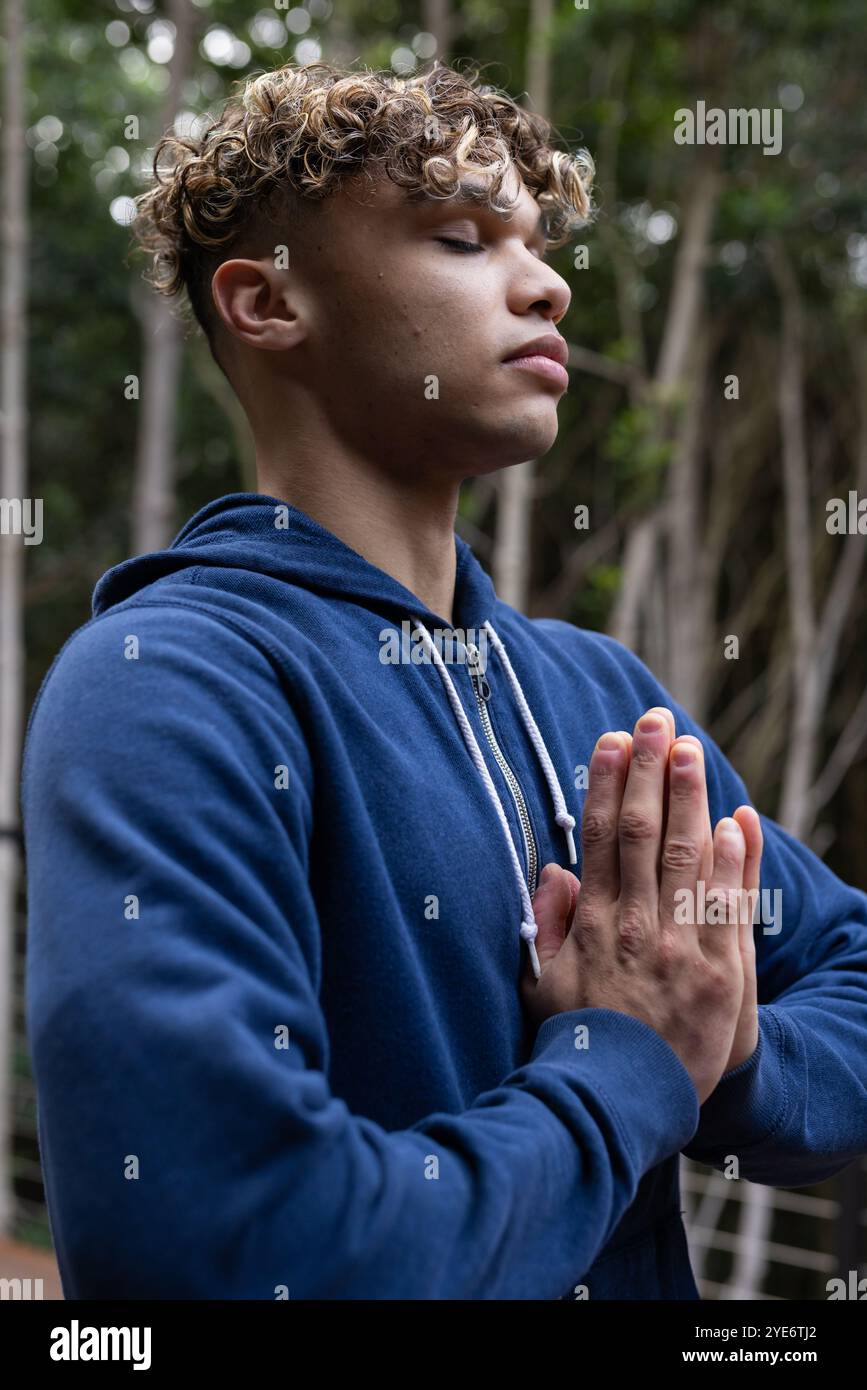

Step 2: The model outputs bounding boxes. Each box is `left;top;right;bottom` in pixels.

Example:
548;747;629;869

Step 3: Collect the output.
725;1019;760;1076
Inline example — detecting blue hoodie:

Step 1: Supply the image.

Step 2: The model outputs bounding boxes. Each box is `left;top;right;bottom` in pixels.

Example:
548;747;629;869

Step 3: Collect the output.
22;492;867;1300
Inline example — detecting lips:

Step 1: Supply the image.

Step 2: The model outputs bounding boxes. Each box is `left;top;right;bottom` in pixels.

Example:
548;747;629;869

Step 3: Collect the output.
502;332;570;390
502;333;569;367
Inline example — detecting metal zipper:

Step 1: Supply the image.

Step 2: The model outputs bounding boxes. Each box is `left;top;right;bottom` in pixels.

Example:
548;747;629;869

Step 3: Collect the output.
465;642;539;897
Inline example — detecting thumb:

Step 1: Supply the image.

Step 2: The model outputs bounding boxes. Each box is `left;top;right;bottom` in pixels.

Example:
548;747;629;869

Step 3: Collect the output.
531;863;581;971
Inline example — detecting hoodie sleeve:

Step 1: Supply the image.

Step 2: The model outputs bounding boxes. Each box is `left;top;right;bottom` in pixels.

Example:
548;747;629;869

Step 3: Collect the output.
23;605;700;1300
586;631;867;1189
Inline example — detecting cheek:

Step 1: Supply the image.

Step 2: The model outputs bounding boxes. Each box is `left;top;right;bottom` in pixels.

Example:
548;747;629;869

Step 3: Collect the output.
319;256;497;377
401;289;494;365
329;281;413;349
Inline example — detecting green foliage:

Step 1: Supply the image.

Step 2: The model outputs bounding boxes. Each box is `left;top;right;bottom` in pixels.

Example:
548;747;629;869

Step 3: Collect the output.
24;0;866;733
603;403;674;501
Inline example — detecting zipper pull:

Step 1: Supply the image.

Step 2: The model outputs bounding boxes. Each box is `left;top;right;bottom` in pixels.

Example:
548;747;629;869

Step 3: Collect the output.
466;643;491;701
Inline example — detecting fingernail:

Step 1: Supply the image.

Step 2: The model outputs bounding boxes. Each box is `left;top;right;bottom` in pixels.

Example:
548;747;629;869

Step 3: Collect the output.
597;733;623;752
719;818;741;838
672;744;695;767
637;714;663;734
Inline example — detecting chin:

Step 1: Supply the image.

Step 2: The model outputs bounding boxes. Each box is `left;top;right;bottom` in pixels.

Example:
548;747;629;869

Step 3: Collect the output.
500;413;560;464
462;435;559;479
437;404;561;479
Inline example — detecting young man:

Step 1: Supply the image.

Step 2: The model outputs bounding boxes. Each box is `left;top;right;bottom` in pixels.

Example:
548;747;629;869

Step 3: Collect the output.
23;61;867;1300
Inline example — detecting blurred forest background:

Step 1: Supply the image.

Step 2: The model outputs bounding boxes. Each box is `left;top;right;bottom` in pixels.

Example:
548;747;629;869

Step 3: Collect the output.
1;0;866;1299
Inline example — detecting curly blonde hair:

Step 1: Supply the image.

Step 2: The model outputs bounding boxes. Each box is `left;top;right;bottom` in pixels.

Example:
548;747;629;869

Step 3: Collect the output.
131;59;595;365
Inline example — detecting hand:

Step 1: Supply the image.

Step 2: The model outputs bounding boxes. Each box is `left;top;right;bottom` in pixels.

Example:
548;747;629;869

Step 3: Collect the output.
632;709;762;1076
520;705;747;1104
528;710;763;1084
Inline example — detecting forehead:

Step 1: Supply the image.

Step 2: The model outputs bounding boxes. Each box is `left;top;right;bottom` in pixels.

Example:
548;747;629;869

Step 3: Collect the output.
342;163;544;237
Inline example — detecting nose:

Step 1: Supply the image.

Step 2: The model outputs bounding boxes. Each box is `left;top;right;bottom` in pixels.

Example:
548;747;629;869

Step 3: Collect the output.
509;259;571;325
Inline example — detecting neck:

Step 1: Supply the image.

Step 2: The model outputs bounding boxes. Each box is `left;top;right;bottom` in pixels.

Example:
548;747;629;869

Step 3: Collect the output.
256;440;460;624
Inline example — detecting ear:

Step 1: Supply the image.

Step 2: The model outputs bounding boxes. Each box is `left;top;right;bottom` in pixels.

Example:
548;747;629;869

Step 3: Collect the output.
210;257;306;354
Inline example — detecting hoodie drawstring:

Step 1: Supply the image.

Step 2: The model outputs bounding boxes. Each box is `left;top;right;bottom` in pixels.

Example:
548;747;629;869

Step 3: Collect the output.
482;622;578;867
413;619;578;981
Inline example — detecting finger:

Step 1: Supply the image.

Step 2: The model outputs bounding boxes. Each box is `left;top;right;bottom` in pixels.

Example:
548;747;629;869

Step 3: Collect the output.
579;731;630;905
530;863;581;970
675;735;714;882
644;708;675;849
658;736;711;933
624;708;676;857
616;708;675;914
653;709;676;740
611;732;633;769
610;731;634;781
732;803;763;952
733;804;763;893
565;871;580;931
700;817;746;960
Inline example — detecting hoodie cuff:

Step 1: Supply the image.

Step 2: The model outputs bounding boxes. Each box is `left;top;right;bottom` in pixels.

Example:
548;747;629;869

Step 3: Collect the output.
681;1007;790;1163
530;1007;701;1168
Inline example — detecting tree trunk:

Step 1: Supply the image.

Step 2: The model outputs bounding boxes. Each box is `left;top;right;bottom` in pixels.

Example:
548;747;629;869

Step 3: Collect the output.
422;0;452;62
655;162;719;392
663;321;710;717
492;0;553;610
607;159;721;688
0;0;28;1236
130;0;196;555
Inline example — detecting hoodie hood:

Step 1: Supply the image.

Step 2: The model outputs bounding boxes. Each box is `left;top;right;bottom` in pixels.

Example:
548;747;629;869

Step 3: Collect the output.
93;492;498;633
91;490;577;977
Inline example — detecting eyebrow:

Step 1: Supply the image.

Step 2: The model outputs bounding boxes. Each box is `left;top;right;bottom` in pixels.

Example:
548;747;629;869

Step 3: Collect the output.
405;180;549;244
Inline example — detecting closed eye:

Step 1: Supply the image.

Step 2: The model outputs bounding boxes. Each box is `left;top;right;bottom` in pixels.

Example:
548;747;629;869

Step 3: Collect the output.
436;237;484;254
